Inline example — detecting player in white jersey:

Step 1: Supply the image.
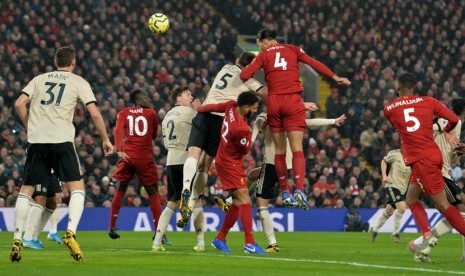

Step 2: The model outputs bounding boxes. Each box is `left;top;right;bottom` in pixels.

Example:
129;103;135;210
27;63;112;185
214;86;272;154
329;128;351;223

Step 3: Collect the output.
152;87;203;252
369;149;411;243
178;52;267;227
409;98;465;262
11;46;113;262
247;112;346;252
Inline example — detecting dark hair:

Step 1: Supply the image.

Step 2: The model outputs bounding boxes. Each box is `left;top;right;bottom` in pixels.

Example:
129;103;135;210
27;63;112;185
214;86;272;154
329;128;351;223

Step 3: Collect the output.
452;98;465;116
171;86;189;105
237;91;259;107
396;72;416;90
257;28;278;41
55;46;75;67
238;52;256;67
130;89;148;105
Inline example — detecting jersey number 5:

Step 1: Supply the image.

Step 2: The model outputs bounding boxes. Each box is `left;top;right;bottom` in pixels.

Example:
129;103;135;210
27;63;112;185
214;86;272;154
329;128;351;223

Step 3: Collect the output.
127;115;148;136
274;52;287;70
403;108;420;132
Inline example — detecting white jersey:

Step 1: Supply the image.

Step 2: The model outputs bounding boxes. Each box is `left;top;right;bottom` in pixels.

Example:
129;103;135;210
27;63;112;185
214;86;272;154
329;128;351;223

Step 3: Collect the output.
203;64;263;116
258;113;292;168
22;71;96;143
162;105;197;165
434;118;462;179
383;149;411;194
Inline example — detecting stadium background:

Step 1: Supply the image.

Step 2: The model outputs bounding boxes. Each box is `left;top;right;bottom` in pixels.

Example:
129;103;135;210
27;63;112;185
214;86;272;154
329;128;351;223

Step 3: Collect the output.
0;0;464;230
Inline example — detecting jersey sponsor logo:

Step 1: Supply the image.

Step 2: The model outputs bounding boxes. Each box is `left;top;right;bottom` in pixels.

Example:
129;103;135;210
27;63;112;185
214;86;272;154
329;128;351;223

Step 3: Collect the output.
228;108;235;122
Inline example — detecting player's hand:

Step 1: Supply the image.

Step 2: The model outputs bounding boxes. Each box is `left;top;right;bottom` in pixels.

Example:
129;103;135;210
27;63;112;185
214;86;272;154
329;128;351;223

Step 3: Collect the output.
334;114;346;126
445;132;460;148
192;99;202;110
454;142;465;156
304;102;318;111
382;176;389;184
103;140;114;156
333;76;351;86
117;151;130;162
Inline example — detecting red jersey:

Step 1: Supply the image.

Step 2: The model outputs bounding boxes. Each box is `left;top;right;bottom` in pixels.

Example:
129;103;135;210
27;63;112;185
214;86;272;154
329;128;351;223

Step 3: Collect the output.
114;106;158;159
384;95;458;165
240;44;335;95
197;100;252;167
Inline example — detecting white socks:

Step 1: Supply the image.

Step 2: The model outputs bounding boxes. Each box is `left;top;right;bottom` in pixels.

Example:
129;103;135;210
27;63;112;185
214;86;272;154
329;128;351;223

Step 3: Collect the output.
49;204;61;234
13;193;32;240
392;210;404;235
258;207;276;245
193;206;205;247
153;206;175;246
34;208;54;239
67;190;85;233
23;203;44;241
183;156;198;191
373;211;390;232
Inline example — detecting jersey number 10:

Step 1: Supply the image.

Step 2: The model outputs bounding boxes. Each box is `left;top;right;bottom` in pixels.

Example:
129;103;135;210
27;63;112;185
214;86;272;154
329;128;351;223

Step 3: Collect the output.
127;115;148;136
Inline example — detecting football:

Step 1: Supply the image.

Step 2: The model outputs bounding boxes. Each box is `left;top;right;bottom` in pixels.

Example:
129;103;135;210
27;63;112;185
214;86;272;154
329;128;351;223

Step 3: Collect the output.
148;13;170;34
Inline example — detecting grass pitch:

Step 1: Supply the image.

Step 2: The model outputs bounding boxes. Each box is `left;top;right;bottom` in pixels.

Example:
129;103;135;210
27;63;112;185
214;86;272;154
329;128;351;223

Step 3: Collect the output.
1;231;464;275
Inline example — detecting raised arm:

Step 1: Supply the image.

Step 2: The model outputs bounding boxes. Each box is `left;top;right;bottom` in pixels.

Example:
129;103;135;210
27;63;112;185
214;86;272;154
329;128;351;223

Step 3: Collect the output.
251;113;267;142
240;55;263;81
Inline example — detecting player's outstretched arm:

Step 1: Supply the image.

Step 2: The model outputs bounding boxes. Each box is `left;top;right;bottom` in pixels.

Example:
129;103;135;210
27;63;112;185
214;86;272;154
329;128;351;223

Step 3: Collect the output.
15;93;31;129
305;114;346;127
251;114;266;143
87;103;114;156
197;101;232;113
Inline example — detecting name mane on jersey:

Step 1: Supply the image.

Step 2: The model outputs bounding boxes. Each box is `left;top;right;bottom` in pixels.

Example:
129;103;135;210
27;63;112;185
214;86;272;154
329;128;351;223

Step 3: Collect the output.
166;110;181;117
47;73;69;80
385;97;424;111
266;45;285;51
228;108;235;122
129;108;144;114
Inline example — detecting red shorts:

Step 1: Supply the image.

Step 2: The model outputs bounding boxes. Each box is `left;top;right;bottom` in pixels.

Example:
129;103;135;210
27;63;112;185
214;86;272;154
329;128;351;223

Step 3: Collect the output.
409;154;444;195
113;158;158;186
266;93;306;133
215;162;247;191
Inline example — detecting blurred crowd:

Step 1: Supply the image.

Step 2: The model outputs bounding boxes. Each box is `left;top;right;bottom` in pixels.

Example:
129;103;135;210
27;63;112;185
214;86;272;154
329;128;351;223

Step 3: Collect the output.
1;0;464;210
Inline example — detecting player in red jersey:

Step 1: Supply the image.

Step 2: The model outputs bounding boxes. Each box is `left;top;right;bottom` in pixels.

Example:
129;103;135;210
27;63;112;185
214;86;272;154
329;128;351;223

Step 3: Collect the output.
108;89;162;241
384;72;465;248
240;28;350;210
196;91;266;254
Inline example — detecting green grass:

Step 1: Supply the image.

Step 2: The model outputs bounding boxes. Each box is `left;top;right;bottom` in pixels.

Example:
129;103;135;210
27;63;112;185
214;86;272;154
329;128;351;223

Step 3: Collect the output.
1;231;464;275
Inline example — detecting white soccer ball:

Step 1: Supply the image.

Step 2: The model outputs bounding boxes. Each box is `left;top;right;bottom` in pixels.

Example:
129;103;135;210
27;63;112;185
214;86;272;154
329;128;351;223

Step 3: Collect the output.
148;13;170;34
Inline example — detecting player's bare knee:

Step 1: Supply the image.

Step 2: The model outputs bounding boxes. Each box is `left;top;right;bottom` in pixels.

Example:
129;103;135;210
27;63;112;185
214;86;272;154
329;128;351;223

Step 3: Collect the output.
46;197;57;210
455;203;465;213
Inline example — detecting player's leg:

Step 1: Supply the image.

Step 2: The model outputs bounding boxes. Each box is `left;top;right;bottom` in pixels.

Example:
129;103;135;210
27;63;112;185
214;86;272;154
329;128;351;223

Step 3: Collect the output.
406;172;431;237
192;204;205;252
55;142;86;261
255;164;279;252
233;187;267;254
10;144;48;262
152;201;177;252
48;191;63;243
31;193;57;248
108;159;133;238
283;93;308;209
23;194;46;250
212;189;240;253
392;200;407;243
370;203;394;243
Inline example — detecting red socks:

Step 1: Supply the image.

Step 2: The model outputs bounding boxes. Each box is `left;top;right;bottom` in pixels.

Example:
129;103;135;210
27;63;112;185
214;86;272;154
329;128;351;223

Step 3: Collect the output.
292;151;305;190
275;154;288;192
409;201;430;234
149;192;162;230
217;204;240;241
443;205;465;236
109;189;124;228
239;203;255;244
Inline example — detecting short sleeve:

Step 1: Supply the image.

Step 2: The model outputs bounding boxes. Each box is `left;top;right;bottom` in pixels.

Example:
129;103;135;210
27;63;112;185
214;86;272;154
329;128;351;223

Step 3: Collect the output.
22;76;38;98
79;80;97;105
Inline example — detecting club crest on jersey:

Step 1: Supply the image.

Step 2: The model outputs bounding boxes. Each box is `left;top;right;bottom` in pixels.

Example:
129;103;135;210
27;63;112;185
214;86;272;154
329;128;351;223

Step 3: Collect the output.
240;138;247;145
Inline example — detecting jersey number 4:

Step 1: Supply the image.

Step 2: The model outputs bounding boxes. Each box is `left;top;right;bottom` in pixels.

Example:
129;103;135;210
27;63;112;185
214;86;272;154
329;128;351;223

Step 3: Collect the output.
127;115;148;136
274;52;287;70
403;108;420;132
